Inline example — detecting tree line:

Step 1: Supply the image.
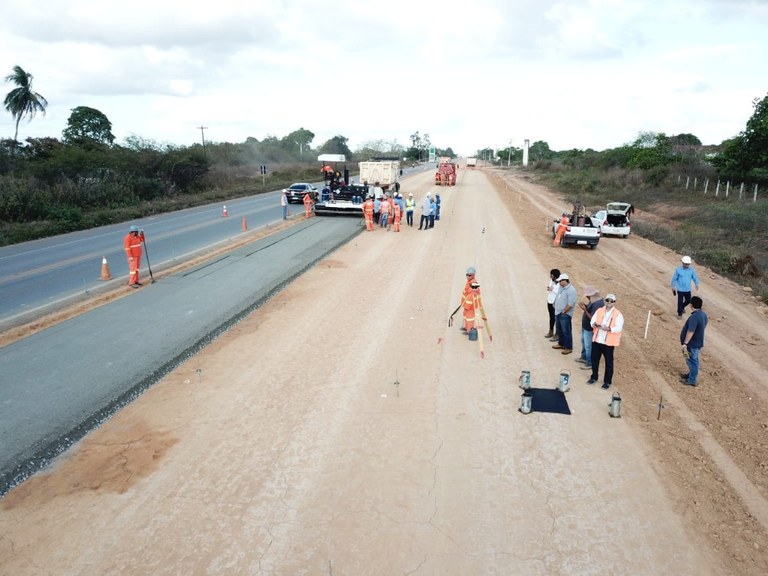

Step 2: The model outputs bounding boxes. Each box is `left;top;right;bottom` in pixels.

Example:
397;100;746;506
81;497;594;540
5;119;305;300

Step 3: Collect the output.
2;64;767;243
1;65;457;244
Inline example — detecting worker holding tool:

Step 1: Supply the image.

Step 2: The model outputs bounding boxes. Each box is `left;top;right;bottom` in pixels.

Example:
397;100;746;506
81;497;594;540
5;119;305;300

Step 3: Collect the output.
123;225;144;288
449;267;479;328
553;212;569;247
462;281;487;342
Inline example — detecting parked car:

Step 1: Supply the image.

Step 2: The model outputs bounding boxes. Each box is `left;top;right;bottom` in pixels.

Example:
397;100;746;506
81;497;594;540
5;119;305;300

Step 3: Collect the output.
592;202;633;238
283;183;318;204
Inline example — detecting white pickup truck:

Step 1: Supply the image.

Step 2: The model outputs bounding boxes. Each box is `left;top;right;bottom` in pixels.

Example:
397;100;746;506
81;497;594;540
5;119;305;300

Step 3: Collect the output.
552;213;601;249
592;202;633;238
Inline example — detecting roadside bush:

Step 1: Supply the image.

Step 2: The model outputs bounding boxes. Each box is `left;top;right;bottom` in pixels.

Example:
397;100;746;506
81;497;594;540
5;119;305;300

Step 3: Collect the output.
645;166;669;186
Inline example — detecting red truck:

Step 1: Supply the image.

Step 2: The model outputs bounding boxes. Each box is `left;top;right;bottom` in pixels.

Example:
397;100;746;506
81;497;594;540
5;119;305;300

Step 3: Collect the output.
435;162;457;186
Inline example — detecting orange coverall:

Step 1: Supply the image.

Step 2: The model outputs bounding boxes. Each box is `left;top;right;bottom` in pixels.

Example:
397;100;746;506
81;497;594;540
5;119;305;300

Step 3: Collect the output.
462;285;484;332
393;202;401;232
123;231;144;285
553;214;569;246
303;193;314;218
363;198;375;231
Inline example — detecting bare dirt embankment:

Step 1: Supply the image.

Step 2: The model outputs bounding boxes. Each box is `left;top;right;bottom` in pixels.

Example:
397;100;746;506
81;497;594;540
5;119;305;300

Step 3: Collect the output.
1;167;767;575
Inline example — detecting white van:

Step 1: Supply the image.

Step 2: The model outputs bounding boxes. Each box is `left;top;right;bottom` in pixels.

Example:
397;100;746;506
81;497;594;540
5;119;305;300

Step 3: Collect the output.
592;202;633;238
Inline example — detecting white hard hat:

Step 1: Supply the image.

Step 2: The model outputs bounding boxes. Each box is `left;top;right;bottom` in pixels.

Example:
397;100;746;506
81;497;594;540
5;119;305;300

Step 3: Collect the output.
681;255;692;264
605;293;617;302
556;274;569;281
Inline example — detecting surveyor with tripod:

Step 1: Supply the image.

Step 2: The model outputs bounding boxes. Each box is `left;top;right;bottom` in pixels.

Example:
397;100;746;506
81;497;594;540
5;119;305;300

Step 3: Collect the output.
123;225;145;288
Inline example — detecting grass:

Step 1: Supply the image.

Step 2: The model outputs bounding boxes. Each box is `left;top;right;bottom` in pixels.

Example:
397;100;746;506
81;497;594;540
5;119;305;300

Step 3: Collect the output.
528;164;768;304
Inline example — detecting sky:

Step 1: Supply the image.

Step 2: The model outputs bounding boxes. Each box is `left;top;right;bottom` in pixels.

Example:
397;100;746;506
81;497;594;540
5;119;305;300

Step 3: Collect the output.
1;0;767;156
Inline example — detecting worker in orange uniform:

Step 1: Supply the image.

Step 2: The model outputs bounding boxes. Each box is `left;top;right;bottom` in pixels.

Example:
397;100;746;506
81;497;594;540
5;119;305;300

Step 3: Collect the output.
303;192;314;218
462;281;485;341
393;199;401;232
123;225;145;288
363;194;375;231
553;212;570;247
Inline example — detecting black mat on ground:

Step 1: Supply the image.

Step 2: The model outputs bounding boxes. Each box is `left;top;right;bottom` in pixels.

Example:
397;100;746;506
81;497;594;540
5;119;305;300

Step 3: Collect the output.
530;388;571;415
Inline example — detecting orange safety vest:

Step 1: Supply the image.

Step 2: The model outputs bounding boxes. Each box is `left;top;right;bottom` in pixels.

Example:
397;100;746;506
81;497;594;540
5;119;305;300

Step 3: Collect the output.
363;200;374;214
591;306;623;347
380;199;390;216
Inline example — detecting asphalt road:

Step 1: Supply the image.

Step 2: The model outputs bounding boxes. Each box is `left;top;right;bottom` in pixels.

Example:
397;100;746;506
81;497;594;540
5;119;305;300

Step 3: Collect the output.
0;215;364;496
0;189;301;329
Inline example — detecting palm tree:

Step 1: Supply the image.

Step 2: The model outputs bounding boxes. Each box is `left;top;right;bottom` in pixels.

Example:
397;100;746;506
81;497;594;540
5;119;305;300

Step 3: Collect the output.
4;65;48;146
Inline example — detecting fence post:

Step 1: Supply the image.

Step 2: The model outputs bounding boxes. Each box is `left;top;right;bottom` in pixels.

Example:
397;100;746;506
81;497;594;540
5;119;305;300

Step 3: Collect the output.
755;184;759;203
726;181;730;198
694;177;698;190
715;180;720;196
704;178;709;194
685;176;690;190
739;182;744;200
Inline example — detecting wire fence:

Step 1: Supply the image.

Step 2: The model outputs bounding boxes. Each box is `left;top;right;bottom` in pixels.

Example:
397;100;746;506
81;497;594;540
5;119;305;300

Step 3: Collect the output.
676;174;762;202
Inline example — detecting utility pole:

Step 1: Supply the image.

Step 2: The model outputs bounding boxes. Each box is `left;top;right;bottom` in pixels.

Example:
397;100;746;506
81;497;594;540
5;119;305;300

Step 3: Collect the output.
197;125;208;155
508;140;513;166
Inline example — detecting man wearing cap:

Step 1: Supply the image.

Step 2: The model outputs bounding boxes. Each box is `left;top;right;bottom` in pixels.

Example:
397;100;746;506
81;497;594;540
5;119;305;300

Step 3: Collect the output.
670;255;700;317
577;287;603;369
405;193;416;227
552;273;577;354
123;225;145;288
589;293;624;389
680;296;708;386
418;193;432;230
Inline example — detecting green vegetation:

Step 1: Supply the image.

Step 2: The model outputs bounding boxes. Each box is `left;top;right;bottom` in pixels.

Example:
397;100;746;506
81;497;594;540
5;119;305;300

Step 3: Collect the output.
3;64;767;302
527;150;768;304
483;93;768;303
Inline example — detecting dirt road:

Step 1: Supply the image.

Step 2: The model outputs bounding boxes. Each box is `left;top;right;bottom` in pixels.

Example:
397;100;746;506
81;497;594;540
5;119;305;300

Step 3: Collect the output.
1;168;767;575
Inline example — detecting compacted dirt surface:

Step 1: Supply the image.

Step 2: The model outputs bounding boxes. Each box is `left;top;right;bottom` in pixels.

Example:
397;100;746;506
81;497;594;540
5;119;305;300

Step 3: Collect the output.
1;167;767;575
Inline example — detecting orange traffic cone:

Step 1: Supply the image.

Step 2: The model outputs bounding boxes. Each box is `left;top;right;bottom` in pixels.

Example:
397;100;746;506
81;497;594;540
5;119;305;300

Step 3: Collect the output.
241;216;248;231
222;205;229;217
100;256;112;280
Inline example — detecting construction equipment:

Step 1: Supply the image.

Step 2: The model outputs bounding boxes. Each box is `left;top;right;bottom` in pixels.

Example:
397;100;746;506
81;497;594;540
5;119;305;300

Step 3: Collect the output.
435;161;457;186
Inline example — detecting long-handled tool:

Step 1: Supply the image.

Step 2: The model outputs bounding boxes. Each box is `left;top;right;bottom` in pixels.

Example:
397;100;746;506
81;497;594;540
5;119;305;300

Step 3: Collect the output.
479;305;493;341
448;303;461;327
141;235;156;284
478;318;485;359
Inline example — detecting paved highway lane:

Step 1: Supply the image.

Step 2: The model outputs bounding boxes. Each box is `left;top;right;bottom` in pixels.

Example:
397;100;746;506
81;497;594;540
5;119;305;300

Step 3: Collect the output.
0;165;431;328
0;215;364;495
0;190;298;328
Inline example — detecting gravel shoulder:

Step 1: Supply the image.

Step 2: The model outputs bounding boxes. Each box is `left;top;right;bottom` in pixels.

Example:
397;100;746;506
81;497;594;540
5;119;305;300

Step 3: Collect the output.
1;167;766;575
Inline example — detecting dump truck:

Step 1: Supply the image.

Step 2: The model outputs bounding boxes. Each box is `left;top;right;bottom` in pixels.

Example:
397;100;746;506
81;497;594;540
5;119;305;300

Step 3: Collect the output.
358;161;400;192
466;157;477;168
435;161;457;186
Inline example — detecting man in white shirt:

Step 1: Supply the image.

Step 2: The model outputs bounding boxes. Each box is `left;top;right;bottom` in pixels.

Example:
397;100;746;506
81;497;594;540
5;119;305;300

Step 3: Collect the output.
588;293;624;389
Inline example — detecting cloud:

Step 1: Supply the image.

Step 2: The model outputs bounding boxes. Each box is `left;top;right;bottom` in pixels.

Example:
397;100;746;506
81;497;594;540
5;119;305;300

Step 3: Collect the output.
1;0;766;153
